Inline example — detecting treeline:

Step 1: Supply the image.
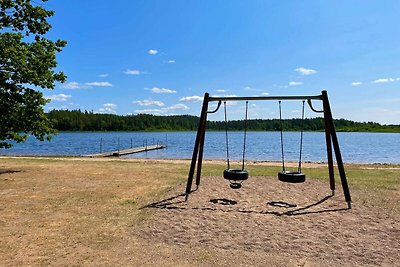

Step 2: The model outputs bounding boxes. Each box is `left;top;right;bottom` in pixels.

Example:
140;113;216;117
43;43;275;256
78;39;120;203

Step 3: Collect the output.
46;109;400;133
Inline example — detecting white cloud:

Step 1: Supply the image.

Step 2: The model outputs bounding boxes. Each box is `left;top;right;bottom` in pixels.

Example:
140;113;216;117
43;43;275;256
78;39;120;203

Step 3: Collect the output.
103;103;117;109
351;82;362;86
261;92;270;96
85;81;113;87
124;69;146;75
216;89;227;93
179;96;203;102
371;78;399;83
46;94;72;102
97;103;117;114
167;104;189;110
99;74;109;78
133;99;165;107
134;108;163;115
213;94;238;98
62;81;88;89
62;81;112;89
165;59;176;64
148;49;158;55
289;81;304;86
295;67;317;75
135;103;189;115
147;87;177;94
244;86;262;92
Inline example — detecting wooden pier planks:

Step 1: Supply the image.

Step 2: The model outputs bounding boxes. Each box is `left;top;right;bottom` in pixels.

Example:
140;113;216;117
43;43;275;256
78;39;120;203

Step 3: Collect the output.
84;144;166;157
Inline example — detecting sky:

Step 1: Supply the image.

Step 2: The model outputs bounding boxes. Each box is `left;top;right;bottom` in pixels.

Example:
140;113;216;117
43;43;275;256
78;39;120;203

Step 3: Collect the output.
42;0;400;124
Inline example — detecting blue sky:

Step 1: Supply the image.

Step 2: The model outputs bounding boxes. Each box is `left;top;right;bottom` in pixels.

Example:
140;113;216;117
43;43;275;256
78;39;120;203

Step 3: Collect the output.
43;0;400;124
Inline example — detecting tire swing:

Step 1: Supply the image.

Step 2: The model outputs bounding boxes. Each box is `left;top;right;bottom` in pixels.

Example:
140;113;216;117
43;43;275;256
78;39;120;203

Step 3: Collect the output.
223;101;249;189
277;100;306;183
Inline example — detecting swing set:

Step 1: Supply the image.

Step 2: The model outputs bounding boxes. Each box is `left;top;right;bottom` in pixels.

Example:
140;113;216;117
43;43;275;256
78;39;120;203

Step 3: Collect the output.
185;90;352;209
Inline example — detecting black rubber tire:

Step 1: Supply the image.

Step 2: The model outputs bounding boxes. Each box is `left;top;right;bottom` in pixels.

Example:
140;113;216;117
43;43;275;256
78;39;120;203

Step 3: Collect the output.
278;171;306;183
223;169;249;181
229;183;242;189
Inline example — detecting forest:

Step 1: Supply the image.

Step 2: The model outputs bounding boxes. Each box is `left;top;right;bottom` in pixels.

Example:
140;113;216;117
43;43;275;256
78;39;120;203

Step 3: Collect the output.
46;109;400;133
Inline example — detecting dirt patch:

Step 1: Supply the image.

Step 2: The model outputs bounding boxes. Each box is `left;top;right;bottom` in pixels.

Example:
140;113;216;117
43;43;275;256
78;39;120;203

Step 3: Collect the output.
139;175;400;267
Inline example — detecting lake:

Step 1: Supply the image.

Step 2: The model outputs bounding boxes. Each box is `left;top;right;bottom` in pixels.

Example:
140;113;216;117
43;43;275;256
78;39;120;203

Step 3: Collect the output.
1;131;400;164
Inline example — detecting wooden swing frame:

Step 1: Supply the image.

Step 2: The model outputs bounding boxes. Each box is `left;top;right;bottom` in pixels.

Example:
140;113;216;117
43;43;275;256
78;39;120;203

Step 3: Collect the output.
184;90;352;209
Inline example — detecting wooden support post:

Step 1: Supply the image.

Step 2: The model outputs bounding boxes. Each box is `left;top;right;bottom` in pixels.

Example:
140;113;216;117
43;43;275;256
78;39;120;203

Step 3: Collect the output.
322;90;352;208
185;93;209;201
322;91;335;195
195;113;208;187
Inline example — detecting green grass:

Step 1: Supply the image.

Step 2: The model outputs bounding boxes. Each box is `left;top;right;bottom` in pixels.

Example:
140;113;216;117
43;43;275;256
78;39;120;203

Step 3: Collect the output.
201;162;400;191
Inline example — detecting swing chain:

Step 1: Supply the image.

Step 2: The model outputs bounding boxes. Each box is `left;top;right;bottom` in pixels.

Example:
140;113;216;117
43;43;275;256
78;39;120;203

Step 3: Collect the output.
223;101;230;169
278;101;285;172
298;100;306;172
224;101;249;172
242;101;249;171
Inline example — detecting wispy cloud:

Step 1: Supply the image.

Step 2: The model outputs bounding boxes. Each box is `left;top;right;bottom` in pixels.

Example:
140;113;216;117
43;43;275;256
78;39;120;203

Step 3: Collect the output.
289;81;303;86
62;81;89;89
147;87;177;94
124;69;146;75
261;92;270;96
46;94;72;102
133;99;165;107
135;103;189;115
85;81;113;87
168;104;189;110
97;103;117;114
134;108;164;115
295;67;317;75
179;96;203;102
216;89;228;93
148;49;158;55
98;74;109;78
244;86;262;92
165;59;176;64
371;77;400;83
351;82;362;86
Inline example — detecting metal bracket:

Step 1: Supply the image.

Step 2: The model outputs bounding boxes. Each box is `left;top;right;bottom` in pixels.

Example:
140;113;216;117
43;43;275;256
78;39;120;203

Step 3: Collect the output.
307;99;324;113
207;100;222;113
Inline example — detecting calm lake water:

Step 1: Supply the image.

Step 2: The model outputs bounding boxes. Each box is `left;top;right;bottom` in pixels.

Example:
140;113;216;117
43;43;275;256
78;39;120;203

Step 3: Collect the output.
1;131;400;164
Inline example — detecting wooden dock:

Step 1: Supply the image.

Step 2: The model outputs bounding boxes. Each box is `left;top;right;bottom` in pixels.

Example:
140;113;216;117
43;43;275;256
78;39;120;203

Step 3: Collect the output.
84;144;166;157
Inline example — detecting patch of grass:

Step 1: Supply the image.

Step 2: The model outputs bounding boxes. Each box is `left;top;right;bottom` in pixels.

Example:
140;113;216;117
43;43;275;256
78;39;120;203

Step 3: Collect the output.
196;248;212;262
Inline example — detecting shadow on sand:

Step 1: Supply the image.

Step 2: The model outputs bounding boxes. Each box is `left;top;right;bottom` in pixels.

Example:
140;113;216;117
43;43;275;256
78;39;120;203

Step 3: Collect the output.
0;169;21;175
141;190;350;217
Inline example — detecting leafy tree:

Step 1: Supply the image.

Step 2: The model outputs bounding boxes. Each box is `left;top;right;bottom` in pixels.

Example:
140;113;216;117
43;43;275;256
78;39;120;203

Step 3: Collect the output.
0;0;66;148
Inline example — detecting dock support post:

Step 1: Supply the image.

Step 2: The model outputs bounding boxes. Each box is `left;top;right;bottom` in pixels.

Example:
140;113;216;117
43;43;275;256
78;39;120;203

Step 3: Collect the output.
118;137;120;153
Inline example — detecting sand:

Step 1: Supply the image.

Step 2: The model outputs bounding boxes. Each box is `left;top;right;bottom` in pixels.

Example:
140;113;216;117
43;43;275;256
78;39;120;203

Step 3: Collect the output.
139;175;400;267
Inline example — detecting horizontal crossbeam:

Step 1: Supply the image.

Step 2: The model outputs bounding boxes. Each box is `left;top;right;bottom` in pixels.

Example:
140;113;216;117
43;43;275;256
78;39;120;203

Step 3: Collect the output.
208;94;323;102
